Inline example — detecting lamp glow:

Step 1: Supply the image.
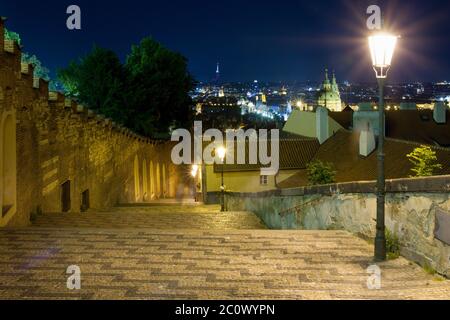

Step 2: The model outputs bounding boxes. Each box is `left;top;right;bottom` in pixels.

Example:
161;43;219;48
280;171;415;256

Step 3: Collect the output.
368;33;398;78
216;146;226;161
191;164;199;177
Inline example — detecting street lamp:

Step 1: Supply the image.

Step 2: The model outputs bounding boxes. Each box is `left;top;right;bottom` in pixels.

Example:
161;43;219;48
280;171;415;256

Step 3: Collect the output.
216;146;226;212
368;32;398;261
191;164;199;178
191;164;199;202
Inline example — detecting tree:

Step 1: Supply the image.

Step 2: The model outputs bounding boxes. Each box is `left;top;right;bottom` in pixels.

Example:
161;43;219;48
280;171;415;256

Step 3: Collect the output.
4;28;21;45
125;37;195;138
5;29;60;91
407;145;442;177
21;53;50;80
57;38;195;138
306;160;336;186
57;46;128;123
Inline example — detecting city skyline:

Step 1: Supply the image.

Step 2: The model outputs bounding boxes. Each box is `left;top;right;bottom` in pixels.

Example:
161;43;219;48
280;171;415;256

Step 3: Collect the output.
1;0;450;83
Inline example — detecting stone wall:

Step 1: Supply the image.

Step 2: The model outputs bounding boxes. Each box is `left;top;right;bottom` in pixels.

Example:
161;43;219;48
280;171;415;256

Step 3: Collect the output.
0;18;186;227
226;175;450;277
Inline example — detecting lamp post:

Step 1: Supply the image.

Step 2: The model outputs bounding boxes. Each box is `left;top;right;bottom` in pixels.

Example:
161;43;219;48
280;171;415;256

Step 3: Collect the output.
191;164;199;202
216;146;226;212
368;33;398;261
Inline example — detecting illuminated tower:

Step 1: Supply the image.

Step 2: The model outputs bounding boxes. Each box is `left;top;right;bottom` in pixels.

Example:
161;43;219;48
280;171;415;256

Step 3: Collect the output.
317;68;342;111
215;62;220;83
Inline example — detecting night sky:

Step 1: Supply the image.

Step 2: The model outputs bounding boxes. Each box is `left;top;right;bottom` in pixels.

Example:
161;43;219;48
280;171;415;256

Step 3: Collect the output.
2;0;450;83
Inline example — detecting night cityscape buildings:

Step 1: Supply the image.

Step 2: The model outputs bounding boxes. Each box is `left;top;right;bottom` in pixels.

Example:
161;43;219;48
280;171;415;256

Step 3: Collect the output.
193;62;450;125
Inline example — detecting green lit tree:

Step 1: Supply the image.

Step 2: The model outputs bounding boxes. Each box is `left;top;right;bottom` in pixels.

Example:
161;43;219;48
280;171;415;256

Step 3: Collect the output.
21;53;50;81
57;39;195;138
407;145;442;177
4;28;21;45
306;160;336;186
125;37;195;138
57;46;128;123
4;29;60;91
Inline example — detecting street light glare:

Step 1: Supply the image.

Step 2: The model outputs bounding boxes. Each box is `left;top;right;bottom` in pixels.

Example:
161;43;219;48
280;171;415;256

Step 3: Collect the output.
217;146;226;161
369;33;398;79
191;164;199;177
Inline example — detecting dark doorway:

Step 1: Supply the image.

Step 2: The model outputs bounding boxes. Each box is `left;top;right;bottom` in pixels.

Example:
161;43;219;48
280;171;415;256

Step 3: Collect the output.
81;189;90;212
61;180;71;212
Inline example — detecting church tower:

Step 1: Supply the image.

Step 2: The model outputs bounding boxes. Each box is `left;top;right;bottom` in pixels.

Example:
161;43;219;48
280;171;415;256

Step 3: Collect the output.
317;68;342;112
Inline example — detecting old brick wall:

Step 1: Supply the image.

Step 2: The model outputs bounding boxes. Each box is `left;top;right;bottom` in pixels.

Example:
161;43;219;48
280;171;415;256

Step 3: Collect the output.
0;18;186;227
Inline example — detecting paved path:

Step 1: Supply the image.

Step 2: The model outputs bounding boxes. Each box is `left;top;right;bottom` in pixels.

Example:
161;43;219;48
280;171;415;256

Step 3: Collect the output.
32;205;267;230
0;205;449;300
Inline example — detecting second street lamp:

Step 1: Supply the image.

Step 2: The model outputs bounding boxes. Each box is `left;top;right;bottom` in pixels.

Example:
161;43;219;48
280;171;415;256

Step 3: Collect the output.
368;32;398;262
216;146;226;212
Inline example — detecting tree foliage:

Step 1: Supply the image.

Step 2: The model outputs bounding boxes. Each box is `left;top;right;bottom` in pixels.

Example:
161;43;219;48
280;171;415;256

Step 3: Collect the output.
125;37;195;137
57;46;127;122
57;38;195;138
407;145;442;177
21;53;50;81
4;28;21;45
306;160;336;186
5;29;60;91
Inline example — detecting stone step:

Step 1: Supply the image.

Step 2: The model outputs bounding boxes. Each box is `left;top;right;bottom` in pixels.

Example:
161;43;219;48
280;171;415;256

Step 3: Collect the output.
31;205;267;230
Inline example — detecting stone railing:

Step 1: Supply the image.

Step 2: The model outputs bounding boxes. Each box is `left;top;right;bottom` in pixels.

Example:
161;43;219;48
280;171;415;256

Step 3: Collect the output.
226;175;450;277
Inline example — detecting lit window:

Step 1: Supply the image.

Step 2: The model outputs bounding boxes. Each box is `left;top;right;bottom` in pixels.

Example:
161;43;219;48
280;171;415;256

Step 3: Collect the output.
260;175;268;186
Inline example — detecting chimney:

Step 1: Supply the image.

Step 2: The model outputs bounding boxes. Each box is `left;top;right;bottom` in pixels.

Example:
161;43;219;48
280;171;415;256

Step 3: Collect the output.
433;101;447;124
316;106;329;144
359;128;376;157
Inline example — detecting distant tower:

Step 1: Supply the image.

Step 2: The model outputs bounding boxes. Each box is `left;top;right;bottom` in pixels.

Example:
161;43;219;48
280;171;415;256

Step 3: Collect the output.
215;62;220;83
317;68;342;111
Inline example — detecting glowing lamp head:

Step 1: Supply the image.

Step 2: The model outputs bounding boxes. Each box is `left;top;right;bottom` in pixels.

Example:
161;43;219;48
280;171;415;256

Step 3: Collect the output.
368;33;398;78
191;164;199;177
216;146;226;161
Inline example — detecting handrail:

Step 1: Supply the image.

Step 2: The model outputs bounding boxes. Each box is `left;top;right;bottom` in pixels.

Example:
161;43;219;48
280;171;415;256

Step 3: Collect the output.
278;196;322;217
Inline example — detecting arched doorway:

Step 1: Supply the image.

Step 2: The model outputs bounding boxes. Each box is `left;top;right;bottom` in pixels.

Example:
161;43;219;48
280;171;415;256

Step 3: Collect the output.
134;155;140;201
156;162;161;198
149;161;155;200
1;112;16;220
162;163;167;198
142;160;148;201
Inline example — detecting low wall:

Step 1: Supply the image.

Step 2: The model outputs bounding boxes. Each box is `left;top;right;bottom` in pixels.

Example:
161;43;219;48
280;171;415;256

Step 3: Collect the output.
226;176;450;277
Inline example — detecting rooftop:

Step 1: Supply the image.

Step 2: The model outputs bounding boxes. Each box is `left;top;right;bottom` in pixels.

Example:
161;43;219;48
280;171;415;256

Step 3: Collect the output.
213;138;320;172
278;129;450;188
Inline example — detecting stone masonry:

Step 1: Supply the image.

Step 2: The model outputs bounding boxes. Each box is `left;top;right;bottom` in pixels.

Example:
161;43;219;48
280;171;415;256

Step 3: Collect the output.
1;204;449;300
0;18;186;227
226;176;450;278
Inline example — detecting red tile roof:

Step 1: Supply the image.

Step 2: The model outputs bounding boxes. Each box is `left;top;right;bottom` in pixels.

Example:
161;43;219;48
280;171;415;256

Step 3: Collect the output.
385;110;450;147
214;138;320;172
278;130;450;188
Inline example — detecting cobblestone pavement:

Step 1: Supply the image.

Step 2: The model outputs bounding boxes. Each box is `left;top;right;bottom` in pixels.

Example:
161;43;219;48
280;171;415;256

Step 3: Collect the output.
0;205;449;300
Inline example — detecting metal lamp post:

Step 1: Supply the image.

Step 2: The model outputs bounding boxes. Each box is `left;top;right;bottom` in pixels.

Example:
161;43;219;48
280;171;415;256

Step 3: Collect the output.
191;164;199;202
368;33;398;261
216;146;226;212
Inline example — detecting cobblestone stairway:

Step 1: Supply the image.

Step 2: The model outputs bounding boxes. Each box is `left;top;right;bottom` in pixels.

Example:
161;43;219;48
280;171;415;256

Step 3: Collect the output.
1;203;449;300
31;204;267;230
